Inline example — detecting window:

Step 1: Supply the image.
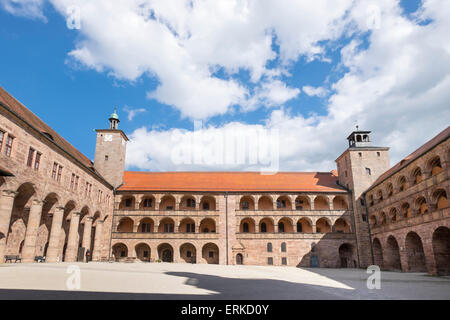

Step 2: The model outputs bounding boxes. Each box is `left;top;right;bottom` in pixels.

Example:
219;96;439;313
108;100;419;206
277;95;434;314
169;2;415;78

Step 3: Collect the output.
164;224;174;233
278;222;285;233
70;174;76;190
209;251;214;258
203;202;210;210
142;223;151;233
143;199;153;208
187;198;195;208
243;223;249;233
27;148;35;167
105;155;109;161
281;242;287;253
267;243;272;252
34;152;41;170
282;258;287;265
125;198;132;207
261;223;267;233
5;135;14;157
359;152;362;157
0;130;4;151
377;152;380;157
74;175;79;191
242;201;249;210
362;214;367;222
277;200;286;209
187;251;192;258
297;222;303;232
52;162;58;180
267;257;273;265
366;168;371;175
186;223;195;233
57;166;63;182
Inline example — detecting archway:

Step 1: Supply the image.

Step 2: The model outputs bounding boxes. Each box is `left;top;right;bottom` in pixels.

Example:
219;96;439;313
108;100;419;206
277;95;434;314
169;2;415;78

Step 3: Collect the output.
240;196;255;210
316;217;332;233
199;218;216;233
138;218;154;233
297;218;313;233
278;218;294;233
240;218;255;233
160;195;176;211
236;253;243;265
259;218;274;233
258;196;273;210
200;196;216;211
333;196;348;210
202;243;219;264
338;243;356;268
432;227;450;275
405;232;427;272
135;243;151;262
295;196;311;210
117;217;134;232
180;218;196;233
180;243;197;263
385;236;402;271
112;243;128;260
158;218;175;233
158;243;174;262
373;238;384;268
314;196;330;210
334;218;351;233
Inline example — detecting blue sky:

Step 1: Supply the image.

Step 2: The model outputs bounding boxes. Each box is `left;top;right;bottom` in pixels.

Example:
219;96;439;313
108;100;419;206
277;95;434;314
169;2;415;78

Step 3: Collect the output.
1;0;448;172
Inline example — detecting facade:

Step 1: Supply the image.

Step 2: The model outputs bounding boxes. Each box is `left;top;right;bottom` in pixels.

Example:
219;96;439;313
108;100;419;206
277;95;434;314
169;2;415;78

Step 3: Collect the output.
0;85;448;275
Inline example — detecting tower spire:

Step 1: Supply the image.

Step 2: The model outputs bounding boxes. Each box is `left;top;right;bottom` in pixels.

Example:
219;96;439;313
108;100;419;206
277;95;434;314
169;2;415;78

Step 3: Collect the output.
109;108;120;130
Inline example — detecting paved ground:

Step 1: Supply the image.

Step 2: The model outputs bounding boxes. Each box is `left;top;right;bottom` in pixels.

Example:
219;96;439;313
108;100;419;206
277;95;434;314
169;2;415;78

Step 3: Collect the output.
0;262;449;300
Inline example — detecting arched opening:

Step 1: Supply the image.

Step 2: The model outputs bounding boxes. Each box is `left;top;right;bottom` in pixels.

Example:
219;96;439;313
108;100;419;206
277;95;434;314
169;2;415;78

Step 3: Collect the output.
334;218;351;233
398;176;407;192
401;203;412;219
138;218;154;233
278;218;294;233
35;193;59;257
236;253;243;265
276;196;291;210
240;196;255;210
160;195;176;211
373;238;384;268
117;217;134;232
333;196;348;210
157;243;174;262
369;214;377;227
415;196;428;215
388;208;397;223
119;196;135;210
60;201;76;262
202;243;219;264
412;167;422;185
200;196;216;211
180;243;197;263
429;156;443;176
135;243;151;262
199;218;216;233
281;242;287;253
314;196;330;210
139;196;155;210
258;196;273;210
377;190;383;201
297;218;313;233
385;236;402;271
316;218;331;233
433;189;448;210
259;218;274;233
386;183;394;198
295;196;311;210
405;232;427;272
158;218;175;233
112;243;128;260
432;227;450;275
180;195;196;210
339;243;356;268
179;218;196;233
267;243;273;252
240;218;255;233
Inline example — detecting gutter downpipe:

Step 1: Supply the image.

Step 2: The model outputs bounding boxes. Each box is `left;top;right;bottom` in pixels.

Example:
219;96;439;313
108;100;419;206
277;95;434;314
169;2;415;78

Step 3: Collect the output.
225;192;229;265
363;192;375;265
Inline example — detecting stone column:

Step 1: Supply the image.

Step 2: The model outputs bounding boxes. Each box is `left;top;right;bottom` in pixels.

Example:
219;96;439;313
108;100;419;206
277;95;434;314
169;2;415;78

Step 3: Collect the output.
81;217;93;261
173;243;181;263
92;220;104;261
0;190;17;264
65;212;81;262
22;199;44;263
46;206;65;263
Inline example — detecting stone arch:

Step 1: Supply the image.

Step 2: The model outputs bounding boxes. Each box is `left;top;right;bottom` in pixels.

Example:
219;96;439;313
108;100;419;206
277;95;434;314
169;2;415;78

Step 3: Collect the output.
334;218;351;233
60;200;77;261
314;196;330;210
432;189;448;210
276;196;292;210
432;226;450;275
369;214;377;227
373;238;384;268
202;243;219;264
277;217;294;233
35;192;60;257
377;189;383;201
401;202;412;219
199;218;216;233
338;243;356;268
385;236;402;271
180;243;197;263
388;208;398;223
405;232;427;272
117;217;134;232
240;196;255;210
236;253;244;265
139;195;155;210
397;175;408;192
295;196;311;210
135;243;151;262
179;218;196;233
240;218;256;233
200;196;216;211
160;195;176;211
297;217;313;233
157;243;174;262
411;166;423;185
180;195;197;210
386;183;394;198
414;196;428;214
138;218;154;233
258;196;273;210
428;156;443;176
259;217;274;233
333;196;348;210
158;218;175;233
379;211;387;225
119;195;136;210
112;243;128;260
316;217;332;233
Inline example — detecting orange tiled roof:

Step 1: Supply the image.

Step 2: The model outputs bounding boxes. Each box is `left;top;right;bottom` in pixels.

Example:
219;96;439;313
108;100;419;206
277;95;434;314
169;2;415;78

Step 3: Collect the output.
0;86;105;181
367;126;450;191
119;171;347;193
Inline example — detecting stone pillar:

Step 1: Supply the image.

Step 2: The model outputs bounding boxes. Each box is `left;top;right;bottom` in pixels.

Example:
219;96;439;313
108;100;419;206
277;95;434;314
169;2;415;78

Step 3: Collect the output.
65;212;81;262
196;246;202;264
92;220;104;261
81;217;93;261
22;199;44;263
312;224;317;233
46;206;65;263
173;244;181;263
0;190;17;264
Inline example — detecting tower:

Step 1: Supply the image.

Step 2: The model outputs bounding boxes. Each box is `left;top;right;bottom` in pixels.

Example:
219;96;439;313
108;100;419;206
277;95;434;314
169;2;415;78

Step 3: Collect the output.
94;109;129;189
335;129;390;267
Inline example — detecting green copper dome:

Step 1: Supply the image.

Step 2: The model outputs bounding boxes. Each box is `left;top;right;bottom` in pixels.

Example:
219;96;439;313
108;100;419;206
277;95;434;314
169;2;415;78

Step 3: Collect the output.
109;108;119;120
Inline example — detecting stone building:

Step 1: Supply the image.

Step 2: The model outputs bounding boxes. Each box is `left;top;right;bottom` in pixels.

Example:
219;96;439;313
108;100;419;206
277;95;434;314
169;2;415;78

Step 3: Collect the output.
0;85;448;275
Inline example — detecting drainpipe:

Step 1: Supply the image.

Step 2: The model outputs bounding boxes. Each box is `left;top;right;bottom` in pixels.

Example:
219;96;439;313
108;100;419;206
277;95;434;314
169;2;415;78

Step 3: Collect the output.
108;183;124;261
363;192;375;265
225;192;229;265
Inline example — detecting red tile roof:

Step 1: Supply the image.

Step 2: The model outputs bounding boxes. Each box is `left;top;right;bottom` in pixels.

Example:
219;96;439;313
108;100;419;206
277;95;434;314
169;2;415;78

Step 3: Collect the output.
367;126;450;191
119;171;347;193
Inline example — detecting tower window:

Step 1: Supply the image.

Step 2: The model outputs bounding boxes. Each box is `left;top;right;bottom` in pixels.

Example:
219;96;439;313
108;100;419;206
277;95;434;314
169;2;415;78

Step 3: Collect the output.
105;155;109;161
359;152;362;157
267;243;272;252
366;168;371;175
377;152;380;157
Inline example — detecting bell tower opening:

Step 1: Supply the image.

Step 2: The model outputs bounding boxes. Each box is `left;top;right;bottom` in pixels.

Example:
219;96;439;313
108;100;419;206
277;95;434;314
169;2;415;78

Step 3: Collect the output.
347;129;372;148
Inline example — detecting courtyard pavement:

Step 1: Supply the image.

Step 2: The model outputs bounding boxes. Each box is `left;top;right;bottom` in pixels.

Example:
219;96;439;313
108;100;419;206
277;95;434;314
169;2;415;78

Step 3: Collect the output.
0;262;449;300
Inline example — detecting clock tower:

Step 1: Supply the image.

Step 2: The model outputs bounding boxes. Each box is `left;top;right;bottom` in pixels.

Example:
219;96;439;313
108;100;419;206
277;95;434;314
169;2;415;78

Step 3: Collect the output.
94;109;129;189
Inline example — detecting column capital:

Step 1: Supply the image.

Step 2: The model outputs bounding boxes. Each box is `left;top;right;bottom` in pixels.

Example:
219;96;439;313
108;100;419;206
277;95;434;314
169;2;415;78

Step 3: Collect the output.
31;199;45;206
72;212;81;217
97;219;105;224
1;190;18;198
56;206;66;211
85;216;94;222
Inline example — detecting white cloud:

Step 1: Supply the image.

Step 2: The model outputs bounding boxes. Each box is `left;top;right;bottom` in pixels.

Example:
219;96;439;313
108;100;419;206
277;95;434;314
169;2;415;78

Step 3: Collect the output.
302;86;328;98
123;106;147;121
1;0;46;20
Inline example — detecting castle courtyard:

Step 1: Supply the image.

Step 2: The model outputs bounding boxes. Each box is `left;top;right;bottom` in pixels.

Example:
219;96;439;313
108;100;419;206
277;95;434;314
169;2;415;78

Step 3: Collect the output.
0;262;449;300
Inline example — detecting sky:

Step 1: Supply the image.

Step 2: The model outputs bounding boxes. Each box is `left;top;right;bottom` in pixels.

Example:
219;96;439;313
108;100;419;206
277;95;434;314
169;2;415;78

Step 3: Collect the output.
0;0;449;173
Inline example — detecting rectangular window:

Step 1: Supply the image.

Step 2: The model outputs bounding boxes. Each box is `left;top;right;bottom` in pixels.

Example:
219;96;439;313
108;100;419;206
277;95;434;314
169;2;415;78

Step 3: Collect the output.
282;257;287;265
70;174;75;190
57;165;63;182
27;148;35;167
0;130;4;151
209;251;214;258
5;135;14;157
34;152;41;170
52;162;58;179
268;257;273;265
74;176;79;191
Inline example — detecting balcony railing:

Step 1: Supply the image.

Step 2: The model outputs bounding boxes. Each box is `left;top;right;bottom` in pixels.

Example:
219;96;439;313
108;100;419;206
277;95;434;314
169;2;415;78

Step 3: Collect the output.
115;209;220;217
236;232;355;240
112;232;220;240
